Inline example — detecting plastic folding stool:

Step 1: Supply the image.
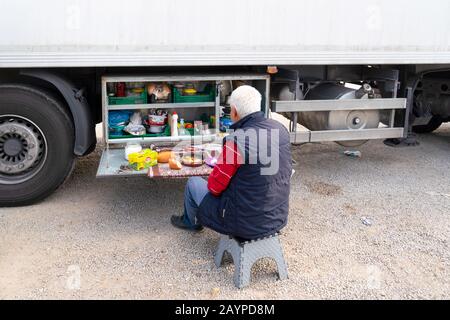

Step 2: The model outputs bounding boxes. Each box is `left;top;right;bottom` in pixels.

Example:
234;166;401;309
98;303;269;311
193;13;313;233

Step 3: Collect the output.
214;233;288;289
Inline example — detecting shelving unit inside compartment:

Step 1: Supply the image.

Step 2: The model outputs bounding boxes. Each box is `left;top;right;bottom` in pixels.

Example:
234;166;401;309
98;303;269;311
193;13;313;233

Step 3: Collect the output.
97;73;270;178
102;76;221;145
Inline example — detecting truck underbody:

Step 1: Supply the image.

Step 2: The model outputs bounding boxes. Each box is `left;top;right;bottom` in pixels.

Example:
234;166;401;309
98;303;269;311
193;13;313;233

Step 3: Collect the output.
0;64;449;206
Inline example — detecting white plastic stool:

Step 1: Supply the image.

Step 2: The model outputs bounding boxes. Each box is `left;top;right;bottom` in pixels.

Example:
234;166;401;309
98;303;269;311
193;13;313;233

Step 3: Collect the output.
214;233;288;289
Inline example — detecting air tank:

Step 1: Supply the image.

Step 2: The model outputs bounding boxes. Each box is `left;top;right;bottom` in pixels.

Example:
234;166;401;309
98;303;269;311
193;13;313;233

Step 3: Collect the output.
278;83;380;147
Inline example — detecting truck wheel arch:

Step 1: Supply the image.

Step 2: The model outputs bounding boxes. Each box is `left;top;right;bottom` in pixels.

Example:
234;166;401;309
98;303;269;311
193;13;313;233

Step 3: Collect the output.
19;69;96;156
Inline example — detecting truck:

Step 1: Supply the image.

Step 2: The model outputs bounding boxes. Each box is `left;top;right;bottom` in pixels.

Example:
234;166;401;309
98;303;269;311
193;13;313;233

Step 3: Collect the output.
0;0;449;206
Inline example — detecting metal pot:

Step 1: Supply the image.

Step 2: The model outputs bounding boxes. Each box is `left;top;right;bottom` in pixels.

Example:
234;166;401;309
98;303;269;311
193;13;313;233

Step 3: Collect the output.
148;114;167;125
148;124;165;134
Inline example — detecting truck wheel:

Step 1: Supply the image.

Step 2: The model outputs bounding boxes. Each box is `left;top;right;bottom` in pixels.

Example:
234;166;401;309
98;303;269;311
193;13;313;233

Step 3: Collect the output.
412;116;443;134
0;85;74;207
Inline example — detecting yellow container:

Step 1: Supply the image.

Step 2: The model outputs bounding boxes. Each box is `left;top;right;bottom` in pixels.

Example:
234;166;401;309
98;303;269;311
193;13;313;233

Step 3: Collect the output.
183;88;197;96
128;149;158;171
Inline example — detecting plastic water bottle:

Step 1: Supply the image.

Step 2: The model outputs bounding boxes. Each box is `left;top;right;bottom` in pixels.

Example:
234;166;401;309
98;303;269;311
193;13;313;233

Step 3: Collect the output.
179;118;188;136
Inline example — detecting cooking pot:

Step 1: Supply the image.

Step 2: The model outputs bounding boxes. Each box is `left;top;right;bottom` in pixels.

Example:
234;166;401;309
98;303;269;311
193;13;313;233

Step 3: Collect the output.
147;124;166;134
148;114;167;125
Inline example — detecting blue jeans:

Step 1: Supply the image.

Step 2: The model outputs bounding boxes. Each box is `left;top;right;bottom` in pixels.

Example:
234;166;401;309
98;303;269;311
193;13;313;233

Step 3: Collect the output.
184;177;209;227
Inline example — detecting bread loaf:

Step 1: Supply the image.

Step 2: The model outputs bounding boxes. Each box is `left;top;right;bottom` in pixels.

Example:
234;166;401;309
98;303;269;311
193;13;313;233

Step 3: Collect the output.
157;151;175;163
169;158;182;170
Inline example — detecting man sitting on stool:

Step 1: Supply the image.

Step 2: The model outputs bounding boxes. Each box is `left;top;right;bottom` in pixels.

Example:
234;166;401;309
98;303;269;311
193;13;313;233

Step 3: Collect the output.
171;85;292;241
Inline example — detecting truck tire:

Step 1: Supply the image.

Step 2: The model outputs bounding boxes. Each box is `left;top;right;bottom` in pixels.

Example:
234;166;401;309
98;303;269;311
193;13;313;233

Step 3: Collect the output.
0;85;75;207
412;116;443;134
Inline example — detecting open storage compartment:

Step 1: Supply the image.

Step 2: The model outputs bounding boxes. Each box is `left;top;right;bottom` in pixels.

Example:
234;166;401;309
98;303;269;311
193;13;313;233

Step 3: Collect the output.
96;73;270;178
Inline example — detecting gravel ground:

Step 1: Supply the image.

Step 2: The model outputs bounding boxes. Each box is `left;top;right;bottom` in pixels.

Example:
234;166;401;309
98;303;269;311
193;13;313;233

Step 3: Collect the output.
0;122;449;300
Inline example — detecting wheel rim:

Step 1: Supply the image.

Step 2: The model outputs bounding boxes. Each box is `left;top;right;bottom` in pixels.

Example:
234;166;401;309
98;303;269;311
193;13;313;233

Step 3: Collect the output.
0;115;47;184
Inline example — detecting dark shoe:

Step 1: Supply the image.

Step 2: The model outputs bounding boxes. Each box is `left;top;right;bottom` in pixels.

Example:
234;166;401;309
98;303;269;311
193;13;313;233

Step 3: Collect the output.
171;215;204;232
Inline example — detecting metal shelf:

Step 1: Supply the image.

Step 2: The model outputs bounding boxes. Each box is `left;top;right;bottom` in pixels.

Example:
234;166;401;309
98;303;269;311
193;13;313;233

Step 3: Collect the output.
107;133;218;145
101;73;269;146
107;102;215;111
102;73;270;83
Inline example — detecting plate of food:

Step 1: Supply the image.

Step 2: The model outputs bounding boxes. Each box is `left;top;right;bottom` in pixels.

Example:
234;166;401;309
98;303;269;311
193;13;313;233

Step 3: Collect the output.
182;146;204;158
181;155;204;167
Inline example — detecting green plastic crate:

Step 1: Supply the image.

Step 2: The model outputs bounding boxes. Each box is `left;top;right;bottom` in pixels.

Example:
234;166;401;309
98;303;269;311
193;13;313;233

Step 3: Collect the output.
173;85;215;103
109;91;147;105
108;126;197;140
109;124;169;140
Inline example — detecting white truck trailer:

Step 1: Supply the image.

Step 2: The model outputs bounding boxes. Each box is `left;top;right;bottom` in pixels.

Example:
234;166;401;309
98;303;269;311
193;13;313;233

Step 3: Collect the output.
0;0;449;206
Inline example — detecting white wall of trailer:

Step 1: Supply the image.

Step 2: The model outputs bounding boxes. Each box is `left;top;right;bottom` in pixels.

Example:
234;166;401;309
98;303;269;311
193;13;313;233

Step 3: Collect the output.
0;0;449;67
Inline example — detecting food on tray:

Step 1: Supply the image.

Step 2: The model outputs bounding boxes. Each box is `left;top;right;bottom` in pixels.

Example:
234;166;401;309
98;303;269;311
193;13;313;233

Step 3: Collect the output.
181;155;204;167
169;158;182;170
182;145;204;164
157;151;175;163
128;149;158;171
181;147;202;163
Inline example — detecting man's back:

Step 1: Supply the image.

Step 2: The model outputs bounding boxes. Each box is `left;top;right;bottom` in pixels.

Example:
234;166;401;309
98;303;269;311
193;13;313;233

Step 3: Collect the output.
199;112;292;240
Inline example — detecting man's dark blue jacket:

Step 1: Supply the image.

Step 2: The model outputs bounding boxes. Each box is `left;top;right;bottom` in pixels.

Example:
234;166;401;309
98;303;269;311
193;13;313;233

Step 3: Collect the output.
198;111;292;240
